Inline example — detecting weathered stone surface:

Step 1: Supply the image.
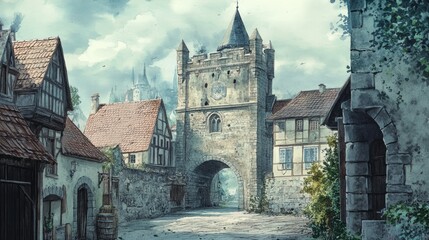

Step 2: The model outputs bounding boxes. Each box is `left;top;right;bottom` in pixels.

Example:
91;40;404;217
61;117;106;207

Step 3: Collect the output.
347;211;369;235
346;162;369;176
361;220;387;240
387;164;404;185
346;193;369;211
373;108;393;129
386;184;412;193
350;0;366;11
381;123;397;145
346;176;368;193
386;193;410;207
387;153;411;165
346;142;369;162
344;124;380;142
265;177;309;214
351;73;374;90
118;167;173;223
351;51;379;73
350;11;363;28
351;28;374;50
351;89;381;110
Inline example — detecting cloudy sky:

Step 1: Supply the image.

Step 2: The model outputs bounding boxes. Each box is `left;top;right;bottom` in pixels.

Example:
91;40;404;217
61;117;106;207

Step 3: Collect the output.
1;0;350;117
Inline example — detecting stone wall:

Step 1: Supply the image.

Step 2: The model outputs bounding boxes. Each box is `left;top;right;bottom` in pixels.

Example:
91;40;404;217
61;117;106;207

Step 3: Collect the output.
265;176;309;214
346;0;428;237
117;166;175;223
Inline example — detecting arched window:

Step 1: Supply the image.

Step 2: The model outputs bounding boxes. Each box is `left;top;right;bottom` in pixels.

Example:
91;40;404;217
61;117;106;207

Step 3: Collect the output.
209;114;221;133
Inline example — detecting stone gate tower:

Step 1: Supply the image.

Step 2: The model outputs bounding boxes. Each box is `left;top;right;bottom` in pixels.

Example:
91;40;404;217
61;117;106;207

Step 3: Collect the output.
175;6;275;209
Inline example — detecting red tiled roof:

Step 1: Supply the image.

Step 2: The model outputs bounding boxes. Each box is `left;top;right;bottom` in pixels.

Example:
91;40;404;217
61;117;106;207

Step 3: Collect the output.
13;38;58;89
62;118;106;162
84;99;162;153
0;104;54;163
272;99;292;114
269;88;340;120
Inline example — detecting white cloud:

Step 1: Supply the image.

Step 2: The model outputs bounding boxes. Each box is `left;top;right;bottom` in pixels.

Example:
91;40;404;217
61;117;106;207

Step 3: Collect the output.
5;0;350;116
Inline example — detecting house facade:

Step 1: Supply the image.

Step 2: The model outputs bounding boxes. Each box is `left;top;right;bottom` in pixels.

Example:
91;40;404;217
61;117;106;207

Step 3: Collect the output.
0;29;55;240
12;36;106;240
175;6;275;209
266;85;339;213
85;97;174;168
85;97;182;221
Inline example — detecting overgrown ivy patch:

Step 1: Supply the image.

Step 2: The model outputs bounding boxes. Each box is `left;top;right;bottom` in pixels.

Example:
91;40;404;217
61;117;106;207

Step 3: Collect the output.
384;201;429;240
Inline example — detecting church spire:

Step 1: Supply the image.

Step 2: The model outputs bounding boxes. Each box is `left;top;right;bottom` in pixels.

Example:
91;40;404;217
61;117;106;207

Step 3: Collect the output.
136;63;149;86
217;5;249;51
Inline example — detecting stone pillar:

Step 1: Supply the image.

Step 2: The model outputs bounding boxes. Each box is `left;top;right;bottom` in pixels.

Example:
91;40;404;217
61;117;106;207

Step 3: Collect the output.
342;100;380;234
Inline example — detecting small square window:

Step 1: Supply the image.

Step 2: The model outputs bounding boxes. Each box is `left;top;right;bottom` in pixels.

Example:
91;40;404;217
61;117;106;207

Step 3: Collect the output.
296;119;303;132
129;154;136;164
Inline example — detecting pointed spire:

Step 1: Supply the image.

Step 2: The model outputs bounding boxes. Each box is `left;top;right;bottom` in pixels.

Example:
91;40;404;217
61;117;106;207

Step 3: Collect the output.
141;63;149;85
250;28;262;40
131;67;135;85
267;40;273;49
172;67;178;92
217;7;249;51
177;40;189;52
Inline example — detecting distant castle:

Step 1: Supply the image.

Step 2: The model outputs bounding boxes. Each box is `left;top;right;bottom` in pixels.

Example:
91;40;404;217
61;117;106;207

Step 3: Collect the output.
108;64;178;124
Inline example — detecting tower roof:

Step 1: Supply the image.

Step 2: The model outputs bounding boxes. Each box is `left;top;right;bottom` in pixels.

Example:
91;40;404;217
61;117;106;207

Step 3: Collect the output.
136;63;149;86
217;7;249;51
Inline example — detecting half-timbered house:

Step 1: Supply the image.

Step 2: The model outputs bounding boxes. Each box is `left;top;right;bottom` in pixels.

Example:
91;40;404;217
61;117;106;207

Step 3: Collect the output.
85;96;174;168
265;84;339;213
0;29;55;240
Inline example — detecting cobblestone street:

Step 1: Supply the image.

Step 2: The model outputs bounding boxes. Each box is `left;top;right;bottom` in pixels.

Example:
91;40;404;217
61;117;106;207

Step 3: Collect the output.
118;208;312;240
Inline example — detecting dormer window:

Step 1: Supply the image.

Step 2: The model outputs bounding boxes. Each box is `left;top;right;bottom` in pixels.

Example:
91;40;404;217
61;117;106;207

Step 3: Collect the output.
209;114;222;133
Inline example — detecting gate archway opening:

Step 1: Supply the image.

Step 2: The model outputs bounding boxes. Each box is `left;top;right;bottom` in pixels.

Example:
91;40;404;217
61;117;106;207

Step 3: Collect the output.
191;159;243;210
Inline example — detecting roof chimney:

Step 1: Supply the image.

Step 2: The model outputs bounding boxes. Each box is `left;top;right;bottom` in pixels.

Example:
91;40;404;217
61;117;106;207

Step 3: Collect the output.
319;84;326;93
91;93;100;114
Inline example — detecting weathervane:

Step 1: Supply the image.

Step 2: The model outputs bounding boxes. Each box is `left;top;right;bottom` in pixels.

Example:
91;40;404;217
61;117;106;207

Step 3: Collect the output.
236;0;239;9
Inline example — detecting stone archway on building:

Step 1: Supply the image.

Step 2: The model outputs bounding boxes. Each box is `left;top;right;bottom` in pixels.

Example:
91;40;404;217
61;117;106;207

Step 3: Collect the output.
341;101;412;234
73;176;96;240
42;185;65;240
187;157;244;209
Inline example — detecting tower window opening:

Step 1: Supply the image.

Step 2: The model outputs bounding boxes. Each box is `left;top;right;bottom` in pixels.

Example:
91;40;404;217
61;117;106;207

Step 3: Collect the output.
212;73;215;78
233;79;237;84
227;70;231;75
205;83;208;88
204;101;209;106
209;114;222;133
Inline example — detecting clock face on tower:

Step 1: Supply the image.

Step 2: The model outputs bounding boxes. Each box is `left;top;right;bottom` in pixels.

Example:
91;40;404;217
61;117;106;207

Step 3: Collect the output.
211;81;226;100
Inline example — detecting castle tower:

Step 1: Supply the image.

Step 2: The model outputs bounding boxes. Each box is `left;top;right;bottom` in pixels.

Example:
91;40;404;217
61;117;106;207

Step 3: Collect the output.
176;6;275;209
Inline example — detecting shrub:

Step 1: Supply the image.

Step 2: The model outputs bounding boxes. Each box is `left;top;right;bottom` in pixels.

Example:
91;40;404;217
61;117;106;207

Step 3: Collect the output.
302;135;357;239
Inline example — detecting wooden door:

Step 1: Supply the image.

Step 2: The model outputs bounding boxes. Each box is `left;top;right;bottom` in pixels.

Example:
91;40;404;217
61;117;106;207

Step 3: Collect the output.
77;187;88;240
0;164;36;240
369;139;386;220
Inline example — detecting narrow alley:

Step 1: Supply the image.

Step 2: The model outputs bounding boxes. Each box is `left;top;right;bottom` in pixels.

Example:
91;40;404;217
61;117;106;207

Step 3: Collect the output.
118;208;312;240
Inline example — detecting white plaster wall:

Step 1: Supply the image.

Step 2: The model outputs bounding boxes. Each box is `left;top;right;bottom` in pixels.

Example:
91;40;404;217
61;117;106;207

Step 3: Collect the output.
40;154;103;239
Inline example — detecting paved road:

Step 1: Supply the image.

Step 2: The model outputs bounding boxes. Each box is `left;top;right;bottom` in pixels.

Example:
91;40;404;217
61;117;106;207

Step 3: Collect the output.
118;207;312;240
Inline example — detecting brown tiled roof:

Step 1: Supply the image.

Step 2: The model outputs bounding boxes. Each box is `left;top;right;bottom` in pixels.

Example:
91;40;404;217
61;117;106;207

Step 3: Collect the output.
13;37;58;89
84;99;162;153
0;104;54;163
269;88;340;120
62;118;106;162
272;99;292;114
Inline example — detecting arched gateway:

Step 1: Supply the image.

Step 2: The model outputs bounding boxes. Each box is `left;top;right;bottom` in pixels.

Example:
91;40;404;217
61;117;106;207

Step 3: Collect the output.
175;6;275;210
187;158;244;209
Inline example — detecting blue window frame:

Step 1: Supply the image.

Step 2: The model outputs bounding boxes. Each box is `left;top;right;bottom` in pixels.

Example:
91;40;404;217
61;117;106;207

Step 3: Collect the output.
304;147;318;170
279;148;293;170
